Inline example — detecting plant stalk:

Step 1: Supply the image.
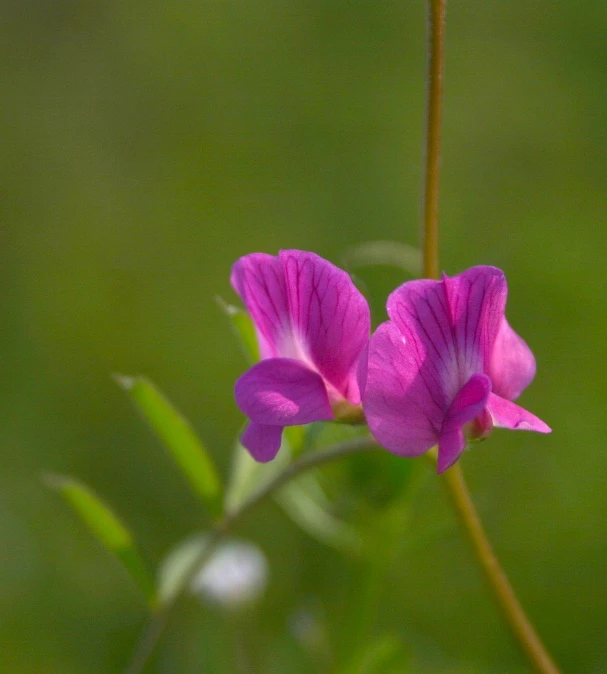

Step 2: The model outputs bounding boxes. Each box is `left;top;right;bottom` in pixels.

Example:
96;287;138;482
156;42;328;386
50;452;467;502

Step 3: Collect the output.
421;3;559;672
422;0;446;281
123;437;380;674
441;465;560;674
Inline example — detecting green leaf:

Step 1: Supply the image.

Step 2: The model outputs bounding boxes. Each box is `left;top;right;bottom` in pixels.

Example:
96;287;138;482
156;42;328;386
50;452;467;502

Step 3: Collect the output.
115;375;222;517
157;533;209;605
215;296;260;364
342;241;421;277
284;425;305;456
45;475;157;608
275;473;362;554
344;634;407;674
224;437;291;514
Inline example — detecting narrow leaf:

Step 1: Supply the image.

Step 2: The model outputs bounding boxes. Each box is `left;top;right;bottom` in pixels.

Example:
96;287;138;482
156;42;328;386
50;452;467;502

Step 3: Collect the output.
115;375;222;516
215;296;260;364
284;425;305;456
346;634;407;674
157;534;209;605
45;474;156;608
275;474;362;553
224;437;291;514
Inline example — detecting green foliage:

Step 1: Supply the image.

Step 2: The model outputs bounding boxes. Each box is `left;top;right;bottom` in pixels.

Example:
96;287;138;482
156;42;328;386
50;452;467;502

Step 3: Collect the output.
2;1;605;671
276;473;362;554
157;534;210;606
216;296;260;364
226;425;364;555
343;634;409;674
224;438;292;514
115;375;222;517
283;424;306;457
44;475;157;609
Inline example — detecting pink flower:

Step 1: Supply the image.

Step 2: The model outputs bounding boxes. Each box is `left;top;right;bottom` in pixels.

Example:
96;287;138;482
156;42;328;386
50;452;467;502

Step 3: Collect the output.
232;250;370;462
362;266;550;473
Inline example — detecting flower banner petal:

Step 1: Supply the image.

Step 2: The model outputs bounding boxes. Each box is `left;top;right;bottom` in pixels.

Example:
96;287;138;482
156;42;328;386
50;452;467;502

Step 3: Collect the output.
241;423;284;462
281;250;370;404
386;277;460;405
231;253;291;359
487;318;536;401
442;266;507;381
486;393;551;433
235;358;333;427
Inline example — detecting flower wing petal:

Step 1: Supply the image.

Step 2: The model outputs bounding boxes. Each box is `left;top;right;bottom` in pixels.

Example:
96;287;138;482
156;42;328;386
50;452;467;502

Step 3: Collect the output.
231;253;291;359
241;423;283;462
486;393;551;433
437;373;491;473
363;322;440;457
280;250;370;404
235;358;333;426
487;318;536;401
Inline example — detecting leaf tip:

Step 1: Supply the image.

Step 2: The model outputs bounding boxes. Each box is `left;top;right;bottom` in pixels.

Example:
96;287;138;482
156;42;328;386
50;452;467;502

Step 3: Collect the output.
112;372;136;391
42;473;70;490
214;295;237;316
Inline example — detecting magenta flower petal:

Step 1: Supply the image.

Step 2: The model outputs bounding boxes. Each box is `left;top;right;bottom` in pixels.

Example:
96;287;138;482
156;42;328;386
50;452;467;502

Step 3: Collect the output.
231;254;291;359
280;250;370;404
364;322;440;457
356;341;369;398
231;250;371;463
386;277;456;402
241;423;283;463
364;265;549;472
442;266;506;378
385;267;506;402
487;319;536;401
486;393;551;433
437;374;491;473
235;358;333;426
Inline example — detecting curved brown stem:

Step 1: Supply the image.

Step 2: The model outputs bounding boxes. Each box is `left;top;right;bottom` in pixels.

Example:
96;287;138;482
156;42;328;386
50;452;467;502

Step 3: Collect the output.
123;436;380;674
421;2;559;671
440;465;560;674
422;0;446;281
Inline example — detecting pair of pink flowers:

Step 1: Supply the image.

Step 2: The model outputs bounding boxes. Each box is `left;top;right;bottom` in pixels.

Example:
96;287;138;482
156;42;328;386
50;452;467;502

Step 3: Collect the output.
232;250;550;473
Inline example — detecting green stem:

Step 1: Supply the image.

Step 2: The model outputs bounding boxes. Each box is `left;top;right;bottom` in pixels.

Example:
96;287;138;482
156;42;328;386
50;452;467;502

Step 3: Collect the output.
123;436;380;674
422;0;446;281
421;4;559;672
440;465;560;674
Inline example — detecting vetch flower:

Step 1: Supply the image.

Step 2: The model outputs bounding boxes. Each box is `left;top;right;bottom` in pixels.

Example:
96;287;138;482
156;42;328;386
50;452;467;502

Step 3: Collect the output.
362;266;550;473
232;250;370;462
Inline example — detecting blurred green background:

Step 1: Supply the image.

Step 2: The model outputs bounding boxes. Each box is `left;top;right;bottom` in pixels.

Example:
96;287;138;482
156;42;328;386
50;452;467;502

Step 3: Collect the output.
1;1;605;672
